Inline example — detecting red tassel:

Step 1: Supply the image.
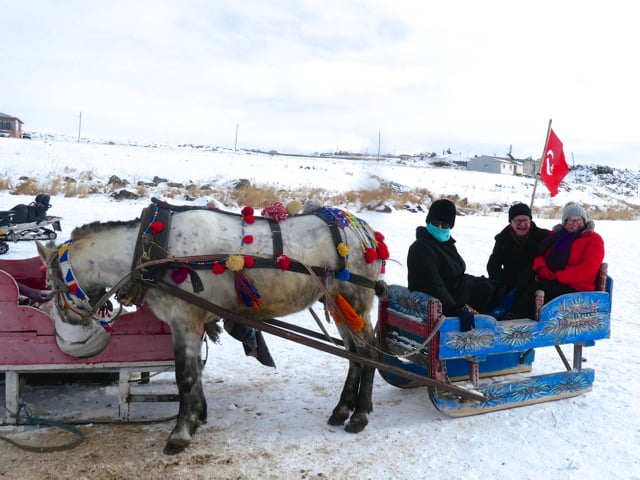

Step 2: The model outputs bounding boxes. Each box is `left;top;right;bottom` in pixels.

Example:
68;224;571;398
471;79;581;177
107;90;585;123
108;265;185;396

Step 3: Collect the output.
244;256;255;267
376;242;390;260
242;235;254;244
171;268;189;284
243;214;255;225
364;248;377;264
150;221;164;234
212;262;226;275
277;254;291;271
241;206;254;216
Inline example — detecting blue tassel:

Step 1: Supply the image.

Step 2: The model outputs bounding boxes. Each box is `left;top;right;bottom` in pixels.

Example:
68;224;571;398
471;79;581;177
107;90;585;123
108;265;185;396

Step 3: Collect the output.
235;271;262;310
337;269;351;281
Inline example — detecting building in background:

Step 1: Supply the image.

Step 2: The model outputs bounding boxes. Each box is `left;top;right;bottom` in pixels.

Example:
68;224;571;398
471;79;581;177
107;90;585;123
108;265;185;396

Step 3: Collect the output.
0;112;24;138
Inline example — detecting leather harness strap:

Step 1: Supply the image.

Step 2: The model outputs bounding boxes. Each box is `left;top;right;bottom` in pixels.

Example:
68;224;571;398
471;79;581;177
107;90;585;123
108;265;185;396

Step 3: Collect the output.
122;199;379;305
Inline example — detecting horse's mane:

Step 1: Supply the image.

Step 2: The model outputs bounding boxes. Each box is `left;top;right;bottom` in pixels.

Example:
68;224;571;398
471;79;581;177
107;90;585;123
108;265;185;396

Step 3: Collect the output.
71;219;140;241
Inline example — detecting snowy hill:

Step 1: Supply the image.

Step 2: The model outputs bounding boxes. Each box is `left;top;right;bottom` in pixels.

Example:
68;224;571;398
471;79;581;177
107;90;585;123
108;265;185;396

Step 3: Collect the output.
1;133;639;220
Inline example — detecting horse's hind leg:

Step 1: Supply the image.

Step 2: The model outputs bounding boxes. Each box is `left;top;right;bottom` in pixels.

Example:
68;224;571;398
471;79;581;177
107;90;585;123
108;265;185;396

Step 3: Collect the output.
328;357;362;426
164;323;207;455
328;322;376;433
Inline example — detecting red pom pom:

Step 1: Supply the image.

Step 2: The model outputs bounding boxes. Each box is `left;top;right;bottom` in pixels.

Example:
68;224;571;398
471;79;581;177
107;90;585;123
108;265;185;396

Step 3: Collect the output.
171;268;189;285
244;256;255;268
376;242;390;260
374;231;385;242
261;202;288;222
150;221;164;234
242;235;254;244
277;254;291;271
243;214;255;225
364;248;378;264
212;262;226;275
241;206;254;216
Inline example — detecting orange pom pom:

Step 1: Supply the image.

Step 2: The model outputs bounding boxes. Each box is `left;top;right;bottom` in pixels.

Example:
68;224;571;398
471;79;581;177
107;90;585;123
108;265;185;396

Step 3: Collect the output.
331;294;365;331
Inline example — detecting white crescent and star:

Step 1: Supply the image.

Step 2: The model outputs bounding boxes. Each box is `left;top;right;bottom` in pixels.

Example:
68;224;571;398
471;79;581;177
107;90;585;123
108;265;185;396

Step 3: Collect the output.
544;149;555;175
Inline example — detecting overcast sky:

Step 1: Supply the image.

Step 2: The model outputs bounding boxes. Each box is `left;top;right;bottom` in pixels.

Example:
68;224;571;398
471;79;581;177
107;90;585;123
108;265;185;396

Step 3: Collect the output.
1;1;638;168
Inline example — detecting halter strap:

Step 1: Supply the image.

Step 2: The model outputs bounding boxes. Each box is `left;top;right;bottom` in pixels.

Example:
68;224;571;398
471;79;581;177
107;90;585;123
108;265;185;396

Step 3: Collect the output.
57;240;93;314
55;240;116;330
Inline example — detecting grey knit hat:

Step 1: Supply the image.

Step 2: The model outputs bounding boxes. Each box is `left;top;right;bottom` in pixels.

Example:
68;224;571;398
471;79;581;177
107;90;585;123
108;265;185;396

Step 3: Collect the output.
562;203;587;224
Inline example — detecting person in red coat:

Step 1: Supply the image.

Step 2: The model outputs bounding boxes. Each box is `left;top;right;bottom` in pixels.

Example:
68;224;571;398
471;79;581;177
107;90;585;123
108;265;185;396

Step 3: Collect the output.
508;202;605;319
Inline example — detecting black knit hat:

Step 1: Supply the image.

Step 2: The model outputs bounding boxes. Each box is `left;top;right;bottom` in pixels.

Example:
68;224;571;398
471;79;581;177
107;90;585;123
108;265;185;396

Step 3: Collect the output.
426;199;456;228
508;203;532;222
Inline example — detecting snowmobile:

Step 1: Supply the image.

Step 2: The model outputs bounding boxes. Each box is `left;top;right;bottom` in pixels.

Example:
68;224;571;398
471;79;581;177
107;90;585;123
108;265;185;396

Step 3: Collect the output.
0;194;62;255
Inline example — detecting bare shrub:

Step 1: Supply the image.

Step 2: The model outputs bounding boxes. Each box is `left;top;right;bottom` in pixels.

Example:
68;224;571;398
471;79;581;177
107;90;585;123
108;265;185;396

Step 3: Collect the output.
233;184;282;208
0;175;11;190
135;185;149;197
12;178;40;195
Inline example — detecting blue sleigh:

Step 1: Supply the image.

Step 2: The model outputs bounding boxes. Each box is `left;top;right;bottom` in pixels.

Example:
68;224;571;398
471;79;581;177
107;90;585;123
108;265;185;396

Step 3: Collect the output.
376;264;612;416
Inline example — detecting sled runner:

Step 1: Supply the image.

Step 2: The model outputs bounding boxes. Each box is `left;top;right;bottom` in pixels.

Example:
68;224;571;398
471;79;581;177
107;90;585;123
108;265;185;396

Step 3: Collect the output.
0;256;177;424
0;194;62;255
377;263;612;416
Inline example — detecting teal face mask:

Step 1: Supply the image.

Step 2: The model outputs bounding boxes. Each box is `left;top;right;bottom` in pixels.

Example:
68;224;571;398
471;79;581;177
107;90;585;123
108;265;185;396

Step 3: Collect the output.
426;222;451;242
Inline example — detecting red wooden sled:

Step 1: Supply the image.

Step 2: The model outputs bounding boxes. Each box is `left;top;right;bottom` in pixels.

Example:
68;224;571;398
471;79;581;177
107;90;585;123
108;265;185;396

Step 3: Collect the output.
0;257;176;423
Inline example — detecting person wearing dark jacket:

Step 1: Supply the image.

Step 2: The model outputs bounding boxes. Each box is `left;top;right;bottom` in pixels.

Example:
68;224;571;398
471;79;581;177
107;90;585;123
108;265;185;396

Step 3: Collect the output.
487;203;550;291
407;199;497;331
508;202;605;319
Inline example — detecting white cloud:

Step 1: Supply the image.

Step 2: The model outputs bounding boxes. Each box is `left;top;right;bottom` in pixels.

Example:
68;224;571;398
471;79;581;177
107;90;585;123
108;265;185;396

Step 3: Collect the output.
1;0;638;167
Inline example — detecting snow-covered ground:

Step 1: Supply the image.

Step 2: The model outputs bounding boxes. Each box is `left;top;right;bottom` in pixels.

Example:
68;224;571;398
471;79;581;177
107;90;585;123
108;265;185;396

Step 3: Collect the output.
0;136;638;479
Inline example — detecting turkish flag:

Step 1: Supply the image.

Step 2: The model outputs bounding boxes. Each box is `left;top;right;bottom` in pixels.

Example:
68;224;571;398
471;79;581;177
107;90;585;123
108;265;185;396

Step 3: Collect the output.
540;129;569;197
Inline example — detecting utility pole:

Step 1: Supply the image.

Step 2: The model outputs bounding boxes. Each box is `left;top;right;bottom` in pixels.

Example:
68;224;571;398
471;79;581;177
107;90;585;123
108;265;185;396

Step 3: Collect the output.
77;112;82;142
234;123;238;152
377;132;381;160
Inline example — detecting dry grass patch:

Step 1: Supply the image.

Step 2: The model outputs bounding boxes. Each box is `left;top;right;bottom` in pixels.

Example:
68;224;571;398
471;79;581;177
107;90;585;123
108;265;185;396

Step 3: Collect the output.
0;175;11;190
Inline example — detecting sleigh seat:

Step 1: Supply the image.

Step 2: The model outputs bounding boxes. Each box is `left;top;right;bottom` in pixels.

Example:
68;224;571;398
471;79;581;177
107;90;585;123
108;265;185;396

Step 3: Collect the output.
377;263;612;416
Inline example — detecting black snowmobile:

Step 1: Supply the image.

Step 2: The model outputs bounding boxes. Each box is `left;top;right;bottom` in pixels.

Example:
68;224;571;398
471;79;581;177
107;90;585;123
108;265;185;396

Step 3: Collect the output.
0;194;62;254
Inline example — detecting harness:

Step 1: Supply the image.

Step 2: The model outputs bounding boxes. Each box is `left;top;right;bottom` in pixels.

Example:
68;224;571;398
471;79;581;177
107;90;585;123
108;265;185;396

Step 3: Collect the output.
117;198;386;307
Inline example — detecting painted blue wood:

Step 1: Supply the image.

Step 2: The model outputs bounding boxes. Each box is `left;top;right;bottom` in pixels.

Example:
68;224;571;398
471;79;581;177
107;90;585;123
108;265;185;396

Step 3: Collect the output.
382;283;612;415
386;285;611;361
430;369;596;416
438;291;611;360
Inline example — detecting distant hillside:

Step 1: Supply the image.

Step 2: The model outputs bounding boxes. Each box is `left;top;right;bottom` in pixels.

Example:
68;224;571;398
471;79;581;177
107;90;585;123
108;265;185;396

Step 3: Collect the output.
2;132;639;220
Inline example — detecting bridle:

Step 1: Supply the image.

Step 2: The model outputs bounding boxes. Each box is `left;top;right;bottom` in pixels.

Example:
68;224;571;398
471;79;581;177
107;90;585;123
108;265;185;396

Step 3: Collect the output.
46;239;117;329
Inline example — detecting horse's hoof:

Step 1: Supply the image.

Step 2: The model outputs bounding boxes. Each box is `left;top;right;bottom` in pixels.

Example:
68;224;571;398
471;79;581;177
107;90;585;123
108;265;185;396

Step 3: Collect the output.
328;405;350;426
163;438;190;455
344;415;368;433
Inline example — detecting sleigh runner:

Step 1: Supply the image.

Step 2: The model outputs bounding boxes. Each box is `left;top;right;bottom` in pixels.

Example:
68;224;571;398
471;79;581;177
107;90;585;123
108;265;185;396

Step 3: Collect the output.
376;263;612;416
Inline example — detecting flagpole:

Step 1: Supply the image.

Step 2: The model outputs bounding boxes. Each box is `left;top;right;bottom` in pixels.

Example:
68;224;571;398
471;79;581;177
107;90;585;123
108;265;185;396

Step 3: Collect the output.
529;118;553;210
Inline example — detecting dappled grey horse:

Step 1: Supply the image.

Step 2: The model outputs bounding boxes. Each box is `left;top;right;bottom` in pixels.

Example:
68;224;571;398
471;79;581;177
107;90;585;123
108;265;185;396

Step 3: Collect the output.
38;201;387;454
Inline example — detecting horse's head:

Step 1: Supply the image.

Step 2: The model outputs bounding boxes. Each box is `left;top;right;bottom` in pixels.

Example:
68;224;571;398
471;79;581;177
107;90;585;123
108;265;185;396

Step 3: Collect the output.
36;240;98;327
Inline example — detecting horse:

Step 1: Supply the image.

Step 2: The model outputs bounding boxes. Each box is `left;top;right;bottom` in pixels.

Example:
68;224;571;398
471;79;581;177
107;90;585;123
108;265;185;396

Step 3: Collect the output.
36;201;388;455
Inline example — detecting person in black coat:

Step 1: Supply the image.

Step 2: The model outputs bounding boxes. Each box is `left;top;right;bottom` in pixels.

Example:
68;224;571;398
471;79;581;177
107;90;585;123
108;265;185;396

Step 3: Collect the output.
407;199;497;331
486;203;550;291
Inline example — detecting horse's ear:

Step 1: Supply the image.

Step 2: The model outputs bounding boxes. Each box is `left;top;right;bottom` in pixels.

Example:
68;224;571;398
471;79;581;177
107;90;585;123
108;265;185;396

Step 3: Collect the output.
35;240;56;265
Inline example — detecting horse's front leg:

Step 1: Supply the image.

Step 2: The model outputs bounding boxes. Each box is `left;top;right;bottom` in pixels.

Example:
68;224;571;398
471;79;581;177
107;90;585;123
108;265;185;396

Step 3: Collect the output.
164;324;207;455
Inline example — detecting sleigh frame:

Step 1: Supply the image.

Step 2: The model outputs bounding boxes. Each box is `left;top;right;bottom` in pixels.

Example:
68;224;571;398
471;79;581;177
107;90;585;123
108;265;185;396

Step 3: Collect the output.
0;257;177;424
